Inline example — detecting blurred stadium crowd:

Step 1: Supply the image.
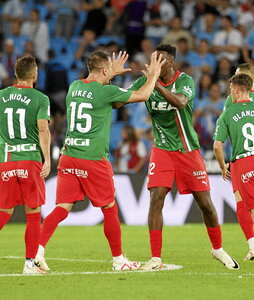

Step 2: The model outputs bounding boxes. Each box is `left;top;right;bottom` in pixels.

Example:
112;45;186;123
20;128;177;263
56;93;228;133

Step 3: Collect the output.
0;0;254;173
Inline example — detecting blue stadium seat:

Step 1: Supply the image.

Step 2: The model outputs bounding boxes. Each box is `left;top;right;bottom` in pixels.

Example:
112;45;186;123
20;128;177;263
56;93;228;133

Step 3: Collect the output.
67;36;82;54
33;4;49;20
50;36;68;55
67;69;81;84
95;35;124;46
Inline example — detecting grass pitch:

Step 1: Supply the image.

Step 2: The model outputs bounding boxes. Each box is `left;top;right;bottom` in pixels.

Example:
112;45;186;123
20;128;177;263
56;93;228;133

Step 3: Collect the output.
0;224;253;300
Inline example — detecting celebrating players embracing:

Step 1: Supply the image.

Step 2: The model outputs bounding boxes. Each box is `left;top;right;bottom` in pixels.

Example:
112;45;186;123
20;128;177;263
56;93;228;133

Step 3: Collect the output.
35;51;165;271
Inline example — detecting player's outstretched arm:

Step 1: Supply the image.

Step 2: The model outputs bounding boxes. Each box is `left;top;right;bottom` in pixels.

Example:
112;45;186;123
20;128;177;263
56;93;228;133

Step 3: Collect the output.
127;51;166;103
213;140;231;180
38;119;51;178
111;51;131;78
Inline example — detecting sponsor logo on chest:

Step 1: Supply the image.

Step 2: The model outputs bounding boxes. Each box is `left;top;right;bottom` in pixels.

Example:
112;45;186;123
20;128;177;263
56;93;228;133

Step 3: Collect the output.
1;169;28;181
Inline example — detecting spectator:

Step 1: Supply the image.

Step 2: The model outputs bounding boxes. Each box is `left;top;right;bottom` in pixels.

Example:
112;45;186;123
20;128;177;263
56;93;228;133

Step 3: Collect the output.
212;57;234;96
81;0;107;37
122;0;147;58
48;0;80;40
7;20;29;56
115;125;147;174
216;0;238;23
180;0;195;29
211;15;243;63
189;39;216;75
2;0;32;35
175;38;193;70
194;83;224;150
242;27;254;64
74;29;97;62
21;8;49;63
143;0;176;45
196;73;213;101
194;12;220;44
133;38;154;67
162;17;193;48
0;38;19;84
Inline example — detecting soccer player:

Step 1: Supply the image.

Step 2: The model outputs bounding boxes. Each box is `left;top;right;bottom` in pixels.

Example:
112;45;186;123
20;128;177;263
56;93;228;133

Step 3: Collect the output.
0;56;51;274
222;63;254;260
129;44;239;270
214;73;254;261
35;51;165;271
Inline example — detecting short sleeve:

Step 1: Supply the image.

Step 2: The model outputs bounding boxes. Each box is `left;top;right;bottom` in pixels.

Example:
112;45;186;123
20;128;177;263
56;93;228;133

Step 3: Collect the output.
175;74;195;100
103;85;132;104
37;95;50;121
213;113;228;142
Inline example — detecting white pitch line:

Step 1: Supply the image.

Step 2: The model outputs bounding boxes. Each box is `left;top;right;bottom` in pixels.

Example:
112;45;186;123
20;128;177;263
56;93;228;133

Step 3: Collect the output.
1;256;108;263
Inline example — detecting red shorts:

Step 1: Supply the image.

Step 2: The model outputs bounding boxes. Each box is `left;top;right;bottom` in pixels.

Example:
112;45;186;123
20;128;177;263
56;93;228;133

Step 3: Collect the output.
147;147;210;194
230;156;254;210
56;155;115;207
0;161;45;209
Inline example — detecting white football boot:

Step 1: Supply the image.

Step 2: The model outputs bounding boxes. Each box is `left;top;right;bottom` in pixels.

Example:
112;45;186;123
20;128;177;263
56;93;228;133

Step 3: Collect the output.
211;249;239;270
244;249;254;261
112;256;141;271
35;255;50;271
23;259;46;274
140;257;163;270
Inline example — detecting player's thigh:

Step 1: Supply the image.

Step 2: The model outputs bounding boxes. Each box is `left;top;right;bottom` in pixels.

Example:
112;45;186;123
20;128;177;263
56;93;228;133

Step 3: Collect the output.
147;147;175;190
81;159;115;207
57;156;85;204
0;161;21;209
18;161;45;208
175;149;210;194
231;157;254;211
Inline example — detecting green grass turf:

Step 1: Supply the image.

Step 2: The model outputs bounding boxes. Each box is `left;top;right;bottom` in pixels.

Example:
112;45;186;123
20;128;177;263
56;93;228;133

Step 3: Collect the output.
0;224;253;300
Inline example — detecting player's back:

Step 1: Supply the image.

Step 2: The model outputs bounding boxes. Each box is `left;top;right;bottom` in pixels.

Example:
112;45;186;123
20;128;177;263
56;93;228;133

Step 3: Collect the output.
225;101;254;160
0;85;50;162
63;79;131;161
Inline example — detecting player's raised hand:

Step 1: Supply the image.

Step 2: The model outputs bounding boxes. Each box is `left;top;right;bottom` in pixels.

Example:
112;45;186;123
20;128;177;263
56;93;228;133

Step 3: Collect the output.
111;51;131;77
142;51;166;80
221;163;231;181
40;159;51;178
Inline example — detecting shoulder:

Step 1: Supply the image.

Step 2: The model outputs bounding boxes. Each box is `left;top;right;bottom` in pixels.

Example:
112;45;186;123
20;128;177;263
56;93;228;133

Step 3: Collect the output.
177;72;194;86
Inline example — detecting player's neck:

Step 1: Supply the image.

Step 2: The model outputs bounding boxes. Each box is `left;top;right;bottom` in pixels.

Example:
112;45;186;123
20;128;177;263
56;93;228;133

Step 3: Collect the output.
159;69;176;84
235;93;251;103
85;74;103;84
16;79;33;88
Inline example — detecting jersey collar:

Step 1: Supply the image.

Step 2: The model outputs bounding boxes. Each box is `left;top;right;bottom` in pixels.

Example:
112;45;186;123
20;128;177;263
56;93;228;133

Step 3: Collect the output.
158;71;181;86
81;79;98;83
13;84;32;88
237;100;252;103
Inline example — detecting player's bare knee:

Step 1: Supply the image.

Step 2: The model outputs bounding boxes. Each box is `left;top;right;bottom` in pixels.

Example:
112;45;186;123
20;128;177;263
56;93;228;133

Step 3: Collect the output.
102;201;115;209
25;205;41;214
57;203;73;212
0;208;14;215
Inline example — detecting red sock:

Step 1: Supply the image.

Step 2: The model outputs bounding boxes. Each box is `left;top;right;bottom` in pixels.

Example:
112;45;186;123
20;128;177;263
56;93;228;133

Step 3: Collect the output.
236;201;254;240
149;230;162;257
0;211;11;230
206;225;222;250
40;206;69;248
25;212;41;258
101;203;122;257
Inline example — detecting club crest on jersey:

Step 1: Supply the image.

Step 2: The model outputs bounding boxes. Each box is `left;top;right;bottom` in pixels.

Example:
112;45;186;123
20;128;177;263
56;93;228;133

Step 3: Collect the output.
1;169;28;181
241;170;254;183
182;86;192;97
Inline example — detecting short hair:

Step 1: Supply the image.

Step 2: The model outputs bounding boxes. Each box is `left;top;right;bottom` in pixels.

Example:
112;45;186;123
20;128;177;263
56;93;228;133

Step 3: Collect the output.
236;63;254;80
155;44;176;59
87;51;110;72
229;74;253;91
14;56;37;80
